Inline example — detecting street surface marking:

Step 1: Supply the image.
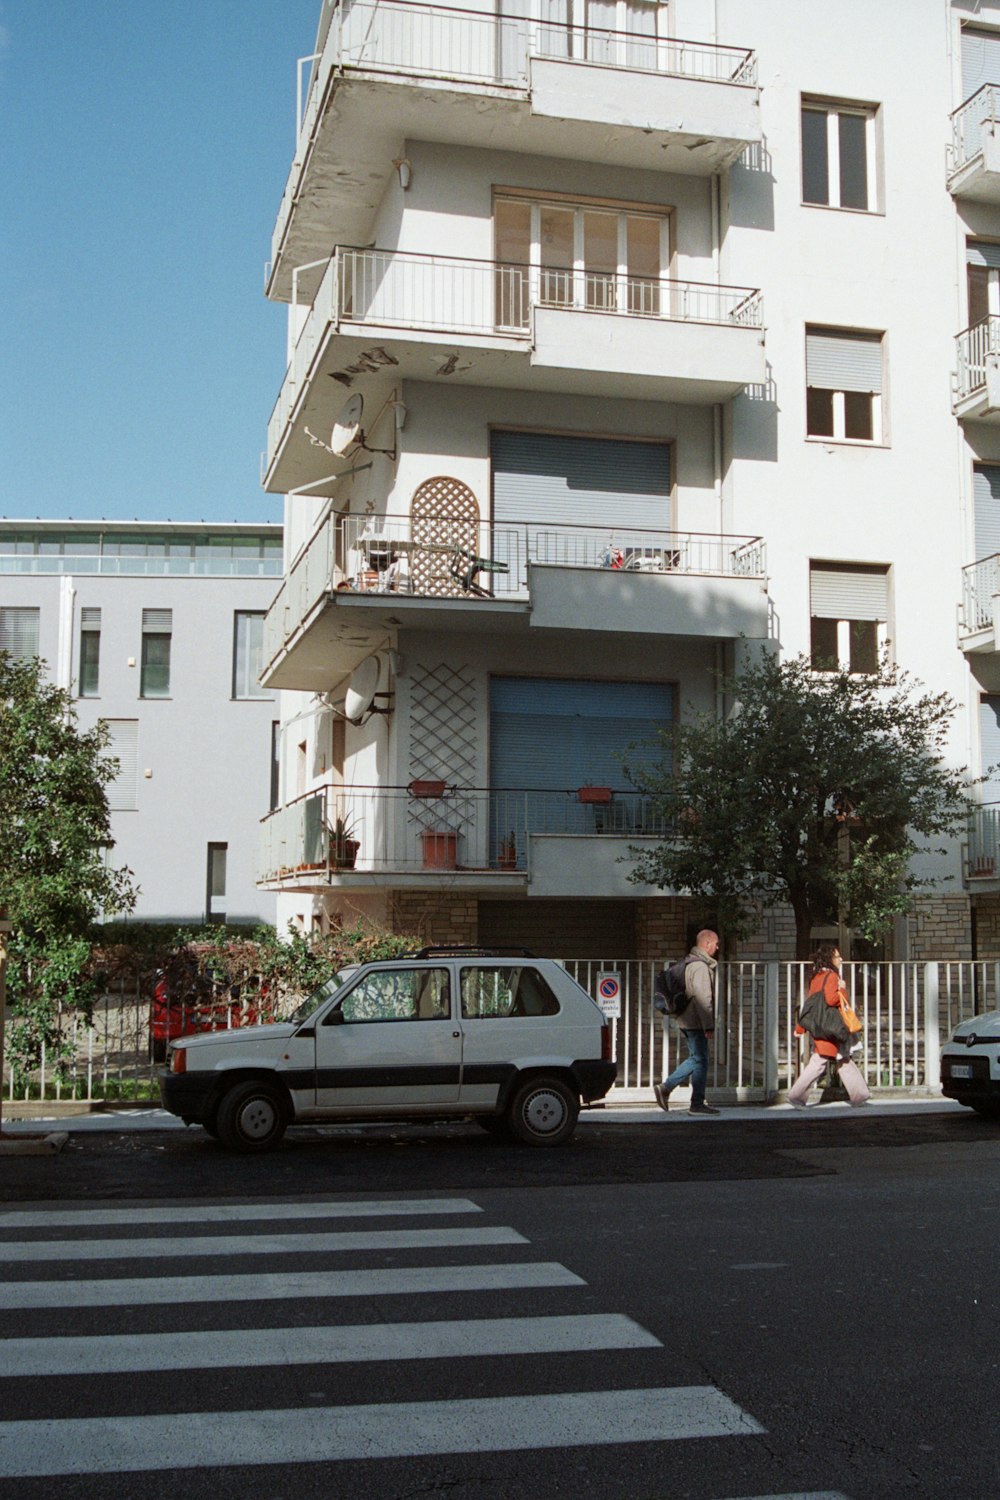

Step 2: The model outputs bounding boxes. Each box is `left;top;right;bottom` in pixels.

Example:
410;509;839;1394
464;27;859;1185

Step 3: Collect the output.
0;1225;524;1262
0;1387;764;1475
0;1260;583;1310
718;1493;851;1499
0;1198;481;1229
0;1313;661;1377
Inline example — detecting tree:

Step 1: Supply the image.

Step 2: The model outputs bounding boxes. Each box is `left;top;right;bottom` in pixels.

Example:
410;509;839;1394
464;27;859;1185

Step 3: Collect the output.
0;652;136;1108
624;651;974;958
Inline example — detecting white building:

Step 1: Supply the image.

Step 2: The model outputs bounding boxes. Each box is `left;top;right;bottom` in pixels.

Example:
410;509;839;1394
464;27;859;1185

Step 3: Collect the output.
258;0;1000;962
0;520;282;927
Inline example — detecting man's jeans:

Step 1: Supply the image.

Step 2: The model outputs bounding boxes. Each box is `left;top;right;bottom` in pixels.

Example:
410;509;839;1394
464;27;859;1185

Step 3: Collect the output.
662;1029;709;1106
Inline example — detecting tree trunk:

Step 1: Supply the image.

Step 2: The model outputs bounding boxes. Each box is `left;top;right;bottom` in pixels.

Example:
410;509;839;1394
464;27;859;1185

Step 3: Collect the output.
793;903;814;960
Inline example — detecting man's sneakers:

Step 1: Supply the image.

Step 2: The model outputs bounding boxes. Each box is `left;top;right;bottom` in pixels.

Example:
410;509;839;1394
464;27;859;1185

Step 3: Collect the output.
687;1101;721;1116
653;1082;673;1112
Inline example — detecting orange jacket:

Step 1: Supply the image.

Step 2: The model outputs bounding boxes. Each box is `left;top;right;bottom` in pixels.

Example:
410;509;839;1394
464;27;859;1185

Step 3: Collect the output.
795;969;849;1058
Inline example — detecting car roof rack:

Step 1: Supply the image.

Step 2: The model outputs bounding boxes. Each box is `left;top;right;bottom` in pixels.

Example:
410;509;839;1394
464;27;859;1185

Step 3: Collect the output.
406;945;538;959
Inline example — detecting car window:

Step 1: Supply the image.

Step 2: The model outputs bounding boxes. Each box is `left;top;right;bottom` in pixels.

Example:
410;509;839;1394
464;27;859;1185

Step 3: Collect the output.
332;967;451;1023
460;965;560;1019
291;971;352;1023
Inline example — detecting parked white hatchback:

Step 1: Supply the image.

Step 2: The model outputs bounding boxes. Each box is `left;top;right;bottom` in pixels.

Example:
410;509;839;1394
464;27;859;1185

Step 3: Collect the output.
940;1011;1000;1117
159;947;617;1151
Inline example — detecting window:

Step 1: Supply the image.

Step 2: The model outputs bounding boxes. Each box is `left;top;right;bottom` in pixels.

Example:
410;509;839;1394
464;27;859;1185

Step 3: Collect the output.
461;965;560;1019
494;194;669;329
801;98;878;211
232;611;268;699
103;720;139;811
809;562;890;674
270;721;281;810
806;328;884;442
78;607;100;697
967;241;1000;328
140;608;171;698
334;968;450;1023
206;842;227;925
0;607;40;661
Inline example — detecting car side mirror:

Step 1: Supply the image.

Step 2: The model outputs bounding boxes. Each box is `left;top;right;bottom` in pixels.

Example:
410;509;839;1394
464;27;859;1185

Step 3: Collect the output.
324;1009;345;1025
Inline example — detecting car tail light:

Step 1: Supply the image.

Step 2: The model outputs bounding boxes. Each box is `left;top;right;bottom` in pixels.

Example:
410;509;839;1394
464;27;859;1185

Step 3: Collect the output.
170;1046;187;1075
601;1023;612;1062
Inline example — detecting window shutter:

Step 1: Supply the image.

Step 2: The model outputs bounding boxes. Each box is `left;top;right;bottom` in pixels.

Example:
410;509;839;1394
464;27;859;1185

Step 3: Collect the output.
806;331;882;394
104;720;138;811
962;27;1000;100
0;607;40;660
980;696;1000;802
491;431;671;531
142;608;172;633
974;466;1000;560
810;563;889;621
967;240;1000;269
80;607;101;629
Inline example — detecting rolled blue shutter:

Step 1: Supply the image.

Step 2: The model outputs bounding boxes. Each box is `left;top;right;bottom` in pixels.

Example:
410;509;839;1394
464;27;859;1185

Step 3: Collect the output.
980;696;1000;801
491;431;670;530
974;466;1000;560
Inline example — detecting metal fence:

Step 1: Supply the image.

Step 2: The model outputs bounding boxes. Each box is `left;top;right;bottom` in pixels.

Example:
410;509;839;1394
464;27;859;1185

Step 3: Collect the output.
2;959;993;1107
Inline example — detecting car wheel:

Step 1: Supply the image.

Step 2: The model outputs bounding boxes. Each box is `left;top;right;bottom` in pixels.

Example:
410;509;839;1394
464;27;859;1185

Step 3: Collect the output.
215;1080;288;1152
505;1077;579;1146
201;1112;221;1140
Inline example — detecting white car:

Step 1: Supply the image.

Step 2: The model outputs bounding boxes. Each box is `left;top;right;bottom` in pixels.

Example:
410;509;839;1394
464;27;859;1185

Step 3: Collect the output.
940;1011;1000;1118
159;947;616;1151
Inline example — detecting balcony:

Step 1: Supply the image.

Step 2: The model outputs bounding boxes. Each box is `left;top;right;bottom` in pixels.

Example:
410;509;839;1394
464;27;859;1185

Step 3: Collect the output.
258;783;669;897
959;555;1000;653
264;248;765;493
949;86;1000;202
967;803;1000;886
260;509;768;689
269;0;760;299
954;317;1000;422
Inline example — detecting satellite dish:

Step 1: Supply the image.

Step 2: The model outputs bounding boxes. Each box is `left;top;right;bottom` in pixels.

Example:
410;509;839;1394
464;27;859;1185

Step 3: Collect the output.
344;654;380;721
330;394;364;457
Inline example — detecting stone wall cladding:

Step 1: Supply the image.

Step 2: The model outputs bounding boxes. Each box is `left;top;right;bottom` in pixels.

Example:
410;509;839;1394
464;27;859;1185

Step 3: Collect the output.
909;895;973;962
635;897;697;960
973;893;1000;956
390;891;479;947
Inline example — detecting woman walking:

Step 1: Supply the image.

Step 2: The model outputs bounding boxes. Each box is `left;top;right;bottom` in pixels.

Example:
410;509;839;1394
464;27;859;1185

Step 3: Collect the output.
789;943;870;1108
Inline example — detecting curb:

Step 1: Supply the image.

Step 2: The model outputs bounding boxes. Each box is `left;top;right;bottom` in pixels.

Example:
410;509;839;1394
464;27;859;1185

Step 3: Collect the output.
0;1131;70;1156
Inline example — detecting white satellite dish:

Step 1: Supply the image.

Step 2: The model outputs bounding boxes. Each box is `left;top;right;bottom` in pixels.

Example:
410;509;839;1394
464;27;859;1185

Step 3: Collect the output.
330;393;364;457
344;654;380;721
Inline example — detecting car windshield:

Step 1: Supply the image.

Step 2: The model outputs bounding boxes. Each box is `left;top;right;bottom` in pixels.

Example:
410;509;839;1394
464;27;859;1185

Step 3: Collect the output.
290;971;353;1023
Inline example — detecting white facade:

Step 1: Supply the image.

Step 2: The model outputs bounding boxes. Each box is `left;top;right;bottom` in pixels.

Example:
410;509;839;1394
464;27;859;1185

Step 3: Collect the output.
0;521;282;927
259;0;1000;958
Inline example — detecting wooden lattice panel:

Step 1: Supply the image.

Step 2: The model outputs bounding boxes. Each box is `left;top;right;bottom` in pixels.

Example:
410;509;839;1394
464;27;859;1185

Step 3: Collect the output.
410;476;480;597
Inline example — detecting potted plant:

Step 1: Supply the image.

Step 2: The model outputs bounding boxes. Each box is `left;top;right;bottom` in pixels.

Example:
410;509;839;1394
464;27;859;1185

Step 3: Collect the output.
331;816;360;870
498;832;517;870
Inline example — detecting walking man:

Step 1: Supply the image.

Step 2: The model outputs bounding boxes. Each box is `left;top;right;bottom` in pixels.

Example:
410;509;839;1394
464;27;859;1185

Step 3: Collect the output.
654;929;721;1116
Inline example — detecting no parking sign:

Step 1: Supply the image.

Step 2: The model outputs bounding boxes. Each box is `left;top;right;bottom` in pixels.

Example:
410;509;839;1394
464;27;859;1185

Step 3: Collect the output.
596;970;622;1020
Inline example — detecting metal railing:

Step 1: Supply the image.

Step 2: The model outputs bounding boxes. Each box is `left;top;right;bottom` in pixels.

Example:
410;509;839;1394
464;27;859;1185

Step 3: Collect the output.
258;783;671;883
260;509;766;671
266;247;763;463
5;959;990;1105
960;554;999;635
0;555;283;578
950;82;1000;175
955;314;1000;404
968;803;1000;879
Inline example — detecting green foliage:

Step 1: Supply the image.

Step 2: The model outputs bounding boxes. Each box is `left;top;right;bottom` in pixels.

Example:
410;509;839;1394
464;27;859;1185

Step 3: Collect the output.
624;650;975;957
1;651;137;1091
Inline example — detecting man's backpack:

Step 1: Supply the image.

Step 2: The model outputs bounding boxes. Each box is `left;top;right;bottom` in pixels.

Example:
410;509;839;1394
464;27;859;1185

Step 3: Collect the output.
653;957;690;1017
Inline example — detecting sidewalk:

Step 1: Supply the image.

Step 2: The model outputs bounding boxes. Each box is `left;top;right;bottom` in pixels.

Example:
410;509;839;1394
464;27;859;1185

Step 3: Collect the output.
0;1095;969;1134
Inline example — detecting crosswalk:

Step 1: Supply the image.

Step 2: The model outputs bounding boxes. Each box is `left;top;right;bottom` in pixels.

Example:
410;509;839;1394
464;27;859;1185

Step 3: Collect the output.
0;1193;804;1489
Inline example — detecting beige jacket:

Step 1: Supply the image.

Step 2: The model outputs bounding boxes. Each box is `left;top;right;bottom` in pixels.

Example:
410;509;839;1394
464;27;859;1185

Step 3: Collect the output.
676;946;717;1032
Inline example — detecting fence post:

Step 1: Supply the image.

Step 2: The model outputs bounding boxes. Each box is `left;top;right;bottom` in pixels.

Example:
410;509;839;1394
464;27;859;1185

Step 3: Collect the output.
923;962;941;1092
763;962;780;1103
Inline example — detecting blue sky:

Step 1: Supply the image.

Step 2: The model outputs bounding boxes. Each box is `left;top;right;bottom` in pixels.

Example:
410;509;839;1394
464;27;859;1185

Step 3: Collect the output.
0;0;320;524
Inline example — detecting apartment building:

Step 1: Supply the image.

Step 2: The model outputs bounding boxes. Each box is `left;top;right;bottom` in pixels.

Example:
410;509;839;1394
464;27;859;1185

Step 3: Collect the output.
0;520;281;926
257;0;1000;961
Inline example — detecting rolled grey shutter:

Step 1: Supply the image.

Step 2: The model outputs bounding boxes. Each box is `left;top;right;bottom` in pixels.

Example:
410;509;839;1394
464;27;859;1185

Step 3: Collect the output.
974;466;1000;560
810;564;888;620
0;607;40;659
963;27;1000;99
806;331;882;393
980;696;1000;801
104;720;138;811
967;241;1000;268
142;608;172;633
491;431;670;530
80;607;101;629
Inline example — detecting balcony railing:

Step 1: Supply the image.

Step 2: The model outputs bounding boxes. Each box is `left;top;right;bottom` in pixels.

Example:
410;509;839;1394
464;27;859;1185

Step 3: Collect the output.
955;315;1000;405
961;555;1000;635
261;509;766;669
267;247;764;456
968;802;1000;879
259;783;670;883
950;83;1000;176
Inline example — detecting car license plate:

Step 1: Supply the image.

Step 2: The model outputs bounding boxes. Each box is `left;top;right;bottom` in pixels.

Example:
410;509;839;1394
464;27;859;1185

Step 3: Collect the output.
949;1063;972;1080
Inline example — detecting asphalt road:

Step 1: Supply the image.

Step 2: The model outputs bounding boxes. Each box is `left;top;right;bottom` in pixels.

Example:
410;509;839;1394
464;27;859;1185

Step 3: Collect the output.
1;1104;997;1500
